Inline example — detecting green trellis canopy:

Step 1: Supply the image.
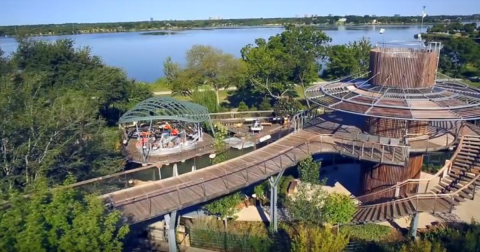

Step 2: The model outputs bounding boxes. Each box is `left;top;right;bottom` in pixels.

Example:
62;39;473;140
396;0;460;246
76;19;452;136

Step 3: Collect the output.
119;97;211;124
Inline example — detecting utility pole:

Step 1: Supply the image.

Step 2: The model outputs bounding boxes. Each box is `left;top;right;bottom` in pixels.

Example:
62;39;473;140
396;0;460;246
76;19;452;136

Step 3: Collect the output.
421;6;427;32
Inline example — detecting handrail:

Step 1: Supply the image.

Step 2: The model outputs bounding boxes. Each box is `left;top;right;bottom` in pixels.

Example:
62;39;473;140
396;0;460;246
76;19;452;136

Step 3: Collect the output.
356;125;466;203
357;172;480;211
109;133;410;206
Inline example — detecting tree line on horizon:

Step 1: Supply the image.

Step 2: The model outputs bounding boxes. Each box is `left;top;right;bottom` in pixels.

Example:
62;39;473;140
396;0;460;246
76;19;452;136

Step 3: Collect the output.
1;14;479;37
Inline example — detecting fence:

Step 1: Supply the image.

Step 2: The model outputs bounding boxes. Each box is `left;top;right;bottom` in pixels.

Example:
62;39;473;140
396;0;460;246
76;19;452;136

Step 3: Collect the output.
189;228;273;252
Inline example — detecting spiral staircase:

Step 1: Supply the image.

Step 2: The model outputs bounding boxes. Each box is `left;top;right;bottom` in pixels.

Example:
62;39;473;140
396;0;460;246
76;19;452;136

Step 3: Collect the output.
352;124;480;223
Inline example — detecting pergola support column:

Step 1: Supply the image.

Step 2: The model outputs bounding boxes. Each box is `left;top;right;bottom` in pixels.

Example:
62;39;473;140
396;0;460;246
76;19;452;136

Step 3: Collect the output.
410;212;419;240
164;210;177;252
173;164;178;177
269;169;285;232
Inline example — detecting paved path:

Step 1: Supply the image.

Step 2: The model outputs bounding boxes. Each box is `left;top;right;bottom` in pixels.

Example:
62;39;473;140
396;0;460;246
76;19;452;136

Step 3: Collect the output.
153;87;237;96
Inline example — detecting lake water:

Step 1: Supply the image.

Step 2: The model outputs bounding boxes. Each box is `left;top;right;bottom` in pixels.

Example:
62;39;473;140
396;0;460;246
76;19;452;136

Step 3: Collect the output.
0;25;427;82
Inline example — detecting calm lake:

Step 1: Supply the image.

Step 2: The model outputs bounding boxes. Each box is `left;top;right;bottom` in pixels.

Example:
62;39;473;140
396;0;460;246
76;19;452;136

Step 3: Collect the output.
0;25;427;82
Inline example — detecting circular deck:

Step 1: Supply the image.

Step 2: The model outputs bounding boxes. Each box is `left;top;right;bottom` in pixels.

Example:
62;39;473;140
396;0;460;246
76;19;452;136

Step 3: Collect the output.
306;81;480;121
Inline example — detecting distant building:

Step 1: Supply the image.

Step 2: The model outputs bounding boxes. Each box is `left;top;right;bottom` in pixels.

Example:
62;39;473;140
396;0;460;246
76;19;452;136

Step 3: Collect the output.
150;17;153;22
394;14;401;17
338;18;347;23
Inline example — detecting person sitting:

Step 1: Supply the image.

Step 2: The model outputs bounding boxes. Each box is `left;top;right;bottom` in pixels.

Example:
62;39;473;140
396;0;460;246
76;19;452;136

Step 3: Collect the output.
171;128;179;136
164;122;172;131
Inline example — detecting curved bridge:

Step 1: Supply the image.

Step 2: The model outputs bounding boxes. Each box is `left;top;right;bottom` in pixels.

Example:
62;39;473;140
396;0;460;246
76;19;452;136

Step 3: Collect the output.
103;122;411;223
100;113;474;225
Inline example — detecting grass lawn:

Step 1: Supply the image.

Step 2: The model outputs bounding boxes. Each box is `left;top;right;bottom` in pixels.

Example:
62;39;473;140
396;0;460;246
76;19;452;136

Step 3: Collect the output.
156;89;231;103
152;78;324;106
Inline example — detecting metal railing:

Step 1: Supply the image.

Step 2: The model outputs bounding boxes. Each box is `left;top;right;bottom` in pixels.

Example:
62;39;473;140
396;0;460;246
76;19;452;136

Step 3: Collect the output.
356;125;468;204
105;132;412;223
209;110;274;121
357;172;480;218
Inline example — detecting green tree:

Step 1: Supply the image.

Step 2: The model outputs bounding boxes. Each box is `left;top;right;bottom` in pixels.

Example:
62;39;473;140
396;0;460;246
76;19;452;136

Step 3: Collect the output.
212;125;229;164
203;192;242;230
280;24;331;107
241;25;331;103
298;156;321;185
12;38;150;124
285;183;328;226
241;38;293;99
439;37;480;78
163;57;198;97
291;225;349;252
0;179;129;252
0;38;144;191
273;96;303;117
400;240;446;252
192;89;220;113
323;37;372;79
186;45;246;105
237;101;249;111
259;97;272;110
322;193;356;224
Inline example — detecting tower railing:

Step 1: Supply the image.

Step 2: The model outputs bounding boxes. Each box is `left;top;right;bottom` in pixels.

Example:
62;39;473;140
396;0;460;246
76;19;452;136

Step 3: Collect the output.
355;125;466;204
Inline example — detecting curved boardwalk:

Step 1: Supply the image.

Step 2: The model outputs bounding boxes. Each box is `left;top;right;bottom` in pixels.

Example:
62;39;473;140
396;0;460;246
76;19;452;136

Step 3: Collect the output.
100;113;468;224
104;129;409;223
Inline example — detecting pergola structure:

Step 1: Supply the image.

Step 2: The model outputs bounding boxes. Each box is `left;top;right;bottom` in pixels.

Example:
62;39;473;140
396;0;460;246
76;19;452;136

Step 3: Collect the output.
306;41;480;203
119;97;215;164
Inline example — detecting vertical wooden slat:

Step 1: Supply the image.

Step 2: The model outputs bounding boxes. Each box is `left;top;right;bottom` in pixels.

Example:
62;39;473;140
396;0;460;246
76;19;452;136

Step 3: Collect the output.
361;47;438;202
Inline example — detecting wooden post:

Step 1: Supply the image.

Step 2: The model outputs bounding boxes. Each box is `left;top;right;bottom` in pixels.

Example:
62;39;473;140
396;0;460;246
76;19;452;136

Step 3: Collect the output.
202;179;207;200
381;145;385;163
176;185;182;207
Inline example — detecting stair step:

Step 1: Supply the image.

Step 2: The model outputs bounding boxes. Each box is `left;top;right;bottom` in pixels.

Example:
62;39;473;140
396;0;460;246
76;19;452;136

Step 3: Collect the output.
458;152;480;158
451;166;480;175
463;138;480;143
449;170;477;179
396;202;406;217
404;200;415;214
456;156;478;162
454;162;474;168
443;175;480;187
437;184;473;198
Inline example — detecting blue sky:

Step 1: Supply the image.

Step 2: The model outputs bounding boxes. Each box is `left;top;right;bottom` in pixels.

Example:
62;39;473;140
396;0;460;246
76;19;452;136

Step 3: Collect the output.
1;0;479;25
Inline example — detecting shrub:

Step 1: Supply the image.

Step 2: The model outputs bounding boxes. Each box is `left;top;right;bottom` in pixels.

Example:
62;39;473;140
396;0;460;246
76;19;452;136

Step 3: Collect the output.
237;101;249;111
323;193;357;224
291;225;349;252
340;224;392;242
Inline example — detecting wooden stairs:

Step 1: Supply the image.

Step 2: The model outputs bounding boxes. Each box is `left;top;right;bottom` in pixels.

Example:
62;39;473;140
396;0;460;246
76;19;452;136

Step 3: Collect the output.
352;131;480;224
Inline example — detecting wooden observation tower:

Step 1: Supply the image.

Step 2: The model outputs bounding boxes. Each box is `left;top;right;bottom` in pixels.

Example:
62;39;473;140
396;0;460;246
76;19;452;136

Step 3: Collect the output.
306;41;480;202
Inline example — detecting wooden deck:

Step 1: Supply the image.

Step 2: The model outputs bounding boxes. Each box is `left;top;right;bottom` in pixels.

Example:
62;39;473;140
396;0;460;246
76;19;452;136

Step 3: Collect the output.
123;124;284;165
104;129;410;223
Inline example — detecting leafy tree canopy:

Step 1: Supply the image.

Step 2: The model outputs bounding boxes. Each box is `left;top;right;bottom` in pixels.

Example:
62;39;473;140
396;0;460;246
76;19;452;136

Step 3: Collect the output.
323;37;372;79
298;156;321;185
241;25;331;100
0;38;151;191
0;178;129;252
164;46;246;104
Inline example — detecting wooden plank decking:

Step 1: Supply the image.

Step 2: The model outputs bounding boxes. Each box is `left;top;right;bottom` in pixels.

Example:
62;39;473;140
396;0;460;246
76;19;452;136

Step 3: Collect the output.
105;130;409;223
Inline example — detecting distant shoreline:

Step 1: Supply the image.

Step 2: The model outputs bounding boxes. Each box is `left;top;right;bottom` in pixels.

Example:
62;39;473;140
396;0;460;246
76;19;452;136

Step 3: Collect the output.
0;23;439;39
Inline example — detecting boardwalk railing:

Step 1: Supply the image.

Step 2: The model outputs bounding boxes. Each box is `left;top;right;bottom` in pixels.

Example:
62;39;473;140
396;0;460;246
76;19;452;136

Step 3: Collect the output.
356;172;480;218
105;131;411;223
209;110;274;121
355;125;466;204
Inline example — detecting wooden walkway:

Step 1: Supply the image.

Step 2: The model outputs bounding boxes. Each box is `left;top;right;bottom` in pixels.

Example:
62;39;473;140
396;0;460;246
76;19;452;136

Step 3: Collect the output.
104;129;410;223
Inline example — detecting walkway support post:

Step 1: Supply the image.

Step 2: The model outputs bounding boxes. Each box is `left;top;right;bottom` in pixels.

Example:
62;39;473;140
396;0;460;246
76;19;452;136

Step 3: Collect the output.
164;210;178;252
410;212;419;240
269;169;285;232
